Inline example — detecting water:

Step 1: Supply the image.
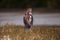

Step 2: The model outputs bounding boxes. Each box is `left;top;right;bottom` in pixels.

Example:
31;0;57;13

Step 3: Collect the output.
0;12;60;26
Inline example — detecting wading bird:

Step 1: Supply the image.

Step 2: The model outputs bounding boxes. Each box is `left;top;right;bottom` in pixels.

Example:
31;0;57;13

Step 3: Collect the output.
23;8;33;29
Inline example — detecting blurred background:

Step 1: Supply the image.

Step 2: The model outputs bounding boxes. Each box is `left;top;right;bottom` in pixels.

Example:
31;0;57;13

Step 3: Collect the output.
0;0;60;8
0;0;60;26
0;0;60;11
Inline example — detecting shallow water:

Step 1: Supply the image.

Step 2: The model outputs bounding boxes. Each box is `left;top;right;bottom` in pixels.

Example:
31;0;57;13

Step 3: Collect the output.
0;12;60;26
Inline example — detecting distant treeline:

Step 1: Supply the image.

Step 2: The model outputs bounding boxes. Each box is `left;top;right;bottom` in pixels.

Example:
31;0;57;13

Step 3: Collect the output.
0;0;60;8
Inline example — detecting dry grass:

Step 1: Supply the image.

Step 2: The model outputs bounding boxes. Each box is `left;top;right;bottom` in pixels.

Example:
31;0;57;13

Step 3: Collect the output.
0;25;60;40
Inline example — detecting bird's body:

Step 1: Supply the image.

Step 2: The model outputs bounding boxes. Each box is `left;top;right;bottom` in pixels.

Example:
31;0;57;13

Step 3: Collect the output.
23;14;33;29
